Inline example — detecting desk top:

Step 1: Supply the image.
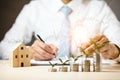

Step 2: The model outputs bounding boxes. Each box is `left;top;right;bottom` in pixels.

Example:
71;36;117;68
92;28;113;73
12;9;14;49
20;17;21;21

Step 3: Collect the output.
0;60;120;80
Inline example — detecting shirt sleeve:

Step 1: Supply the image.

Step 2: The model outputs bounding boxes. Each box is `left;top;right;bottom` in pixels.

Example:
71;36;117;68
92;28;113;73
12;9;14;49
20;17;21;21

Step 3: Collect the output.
100;2;120;61
0;2;35;59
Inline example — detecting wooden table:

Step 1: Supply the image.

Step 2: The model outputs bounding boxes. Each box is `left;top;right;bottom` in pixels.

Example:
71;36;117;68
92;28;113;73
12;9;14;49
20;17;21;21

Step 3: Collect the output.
0;60;120;80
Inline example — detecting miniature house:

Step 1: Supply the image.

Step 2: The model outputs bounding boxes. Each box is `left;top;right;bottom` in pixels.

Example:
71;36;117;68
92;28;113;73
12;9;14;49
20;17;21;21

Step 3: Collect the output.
10;43;31;67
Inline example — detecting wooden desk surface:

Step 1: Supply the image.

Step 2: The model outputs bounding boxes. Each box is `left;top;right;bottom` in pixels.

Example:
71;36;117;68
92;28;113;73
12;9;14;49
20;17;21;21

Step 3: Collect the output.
0;60;120;80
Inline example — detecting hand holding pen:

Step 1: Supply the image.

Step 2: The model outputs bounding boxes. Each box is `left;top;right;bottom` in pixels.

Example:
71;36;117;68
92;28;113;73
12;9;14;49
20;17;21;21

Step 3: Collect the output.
31;34;58;61
36;34;45;43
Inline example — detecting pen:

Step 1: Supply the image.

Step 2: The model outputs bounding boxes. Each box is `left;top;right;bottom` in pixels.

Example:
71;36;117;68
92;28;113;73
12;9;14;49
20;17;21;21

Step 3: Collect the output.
37;34;45;43
37;34;57;57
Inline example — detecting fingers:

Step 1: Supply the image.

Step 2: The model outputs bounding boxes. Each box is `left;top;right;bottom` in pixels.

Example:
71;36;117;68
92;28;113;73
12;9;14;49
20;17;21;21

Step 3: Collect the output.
32;51;55;61
81;42;91;50
95;36;108;47
32;52;46;61
49;44;58;55
83;35;119;60
81;34;105;50
84;44;94;55
32;45;55;60
92;34;105;42
81;34;109;55
35;40;55;54
31;40;58;60
99;43;109;53
100;44;110;59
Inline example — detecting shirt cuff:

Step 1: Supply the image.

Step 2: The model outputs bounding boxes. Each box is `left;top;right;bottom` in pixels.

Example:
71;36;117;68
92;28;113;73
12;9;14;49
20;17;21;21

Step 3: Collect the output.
114;44;120;63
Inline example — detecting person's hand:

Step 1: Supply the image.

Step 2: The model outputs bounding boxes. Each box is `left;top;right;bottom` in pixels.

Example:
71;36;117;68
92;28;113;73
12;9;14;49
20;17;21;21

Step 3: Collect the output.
100;43;119;59
81;34;119;59
31;40;58;61
81;34;108;55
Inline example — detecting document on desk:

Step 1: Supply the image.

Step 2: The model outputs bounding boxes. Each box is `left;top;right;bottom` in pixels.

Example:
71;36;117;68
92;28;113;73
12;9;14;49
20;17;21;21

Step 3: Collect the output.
30;56;112;65
30;56;70;65
30;59;66;65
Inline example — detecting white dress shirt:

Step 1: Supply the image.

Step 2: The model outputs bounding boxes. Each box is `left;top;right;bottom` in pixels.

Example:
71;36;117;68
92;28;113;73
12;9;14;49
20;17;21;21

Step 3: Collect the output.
0;0;120;59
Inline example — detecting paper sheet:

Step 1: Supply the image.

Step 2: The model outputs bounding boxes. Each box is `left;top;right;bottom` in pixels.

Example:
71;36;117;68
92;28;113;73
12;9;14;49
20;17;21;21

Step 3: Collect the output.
30;56;112;65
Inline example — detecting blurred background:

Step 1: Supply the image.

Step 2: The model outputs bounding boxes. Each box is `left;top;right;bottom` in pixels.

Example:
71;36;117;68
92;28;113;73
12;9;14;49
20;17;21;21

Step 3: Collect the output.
0;0;120;41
